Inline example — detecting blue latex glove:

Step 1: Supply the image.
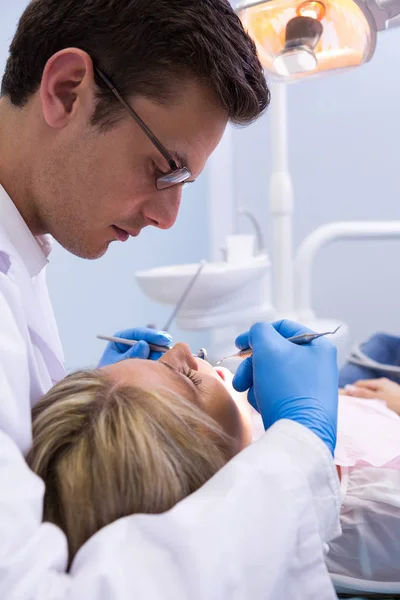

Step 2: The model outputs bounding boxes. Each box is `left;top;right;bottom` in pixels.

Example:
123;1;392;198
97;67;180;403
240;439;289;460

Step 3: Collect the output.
233;321;338;455
98;327;172;367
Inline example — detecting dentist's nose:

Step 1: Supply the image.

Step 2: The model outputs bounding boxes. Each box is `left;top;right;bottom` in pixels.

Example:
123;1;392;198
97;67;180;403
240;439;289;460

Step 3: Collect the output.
144;186;183;230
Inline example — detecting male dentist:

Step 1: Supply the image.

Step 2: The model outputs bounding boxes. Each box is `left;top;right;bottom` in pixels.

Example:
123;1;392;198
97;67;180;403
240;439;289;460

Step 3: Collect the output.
0;1;340;598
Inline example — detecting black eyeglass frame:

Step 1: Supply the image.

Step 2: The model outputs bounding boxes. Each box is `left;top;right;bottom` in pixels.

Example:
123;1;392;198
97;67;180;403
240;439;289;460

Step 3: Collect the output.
95;67;191;190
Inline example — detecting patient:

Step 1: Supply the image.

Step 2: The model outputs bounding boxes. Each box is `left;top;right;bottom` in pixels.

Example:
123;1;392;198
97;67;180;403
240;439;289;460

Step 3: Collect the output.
27;344;253;567
28;343;400;582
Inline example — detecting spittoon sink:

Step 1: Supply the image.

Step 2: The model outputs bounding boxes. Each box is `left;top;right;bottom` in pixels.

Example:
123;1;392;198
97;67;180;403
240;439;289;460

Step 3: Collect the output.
135;255;270;314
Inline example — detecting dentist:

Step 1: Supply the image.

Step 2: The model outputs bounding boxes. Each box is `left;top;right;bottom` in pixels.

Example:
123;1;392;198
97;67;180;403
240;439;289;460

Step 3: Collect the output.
0;1;340;598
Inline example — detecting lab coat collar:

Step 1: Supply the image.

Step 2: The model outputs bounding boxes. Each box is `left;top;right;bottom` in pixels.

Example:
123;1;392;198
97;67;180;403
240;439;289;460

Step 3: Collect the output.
0;185;51;278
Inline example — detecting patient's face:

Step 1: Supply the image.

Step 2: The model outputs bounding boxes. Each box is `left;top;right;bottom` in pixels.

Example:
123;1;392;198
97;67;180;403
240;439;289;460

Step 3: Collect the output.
102;343;253;454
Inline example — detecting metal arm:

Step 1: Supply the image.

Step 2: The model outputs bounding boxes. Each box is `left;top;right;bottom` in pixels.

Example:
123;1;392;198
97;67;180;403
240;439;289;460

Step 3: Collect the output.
294;221;400;320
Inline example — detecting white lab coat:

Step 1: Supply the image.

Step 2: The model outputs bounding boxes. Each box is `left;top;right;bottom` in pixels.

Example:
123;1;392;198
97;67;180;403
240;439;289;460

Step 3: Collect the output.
0;184;341;599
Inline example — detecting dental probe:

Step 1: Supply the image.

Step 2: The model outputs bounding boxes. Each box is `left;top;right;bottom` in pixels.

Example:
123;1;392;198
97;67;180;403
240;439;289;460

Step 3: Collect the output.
97;335;208;360
216;326;341;364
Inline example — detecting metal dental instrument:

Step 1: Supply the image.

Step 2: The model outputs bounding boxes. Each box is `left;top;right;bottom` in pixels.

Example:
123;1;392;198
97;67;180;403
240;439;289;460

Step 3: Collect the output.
96;335;208;360
162;259;206;332
97;335;169;354
216;326;341;364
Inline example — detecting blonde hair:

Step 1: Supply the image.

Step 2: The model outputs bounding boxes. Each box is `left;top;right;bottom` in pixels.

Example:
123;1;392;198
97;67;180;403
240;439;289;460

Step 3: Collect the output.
27;369;233;566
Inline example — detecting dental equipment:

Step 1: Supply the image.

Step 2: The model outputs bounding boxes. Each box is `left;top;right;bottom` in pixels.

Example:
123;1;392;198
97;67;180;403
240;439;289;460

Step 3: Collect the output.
237;0;400;81
347;343;400;375
294;221;400;321
96;334;208;360
162;260;206;332
217;326;340;364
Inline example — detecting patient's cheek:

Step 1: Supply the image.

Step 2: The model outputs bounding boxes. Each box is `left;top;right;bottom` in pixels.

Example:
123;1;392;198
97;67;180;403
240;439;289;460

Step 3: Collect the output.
227;388;254;447
237;400;254;448
225;398;252;452
213;367;253;449
223;397;253;451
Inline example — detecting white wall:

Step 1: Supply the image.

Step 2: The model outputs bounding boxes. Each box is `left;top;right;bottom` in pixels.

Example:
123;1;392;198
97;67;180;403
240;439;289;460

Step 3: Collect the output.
2;2;400;370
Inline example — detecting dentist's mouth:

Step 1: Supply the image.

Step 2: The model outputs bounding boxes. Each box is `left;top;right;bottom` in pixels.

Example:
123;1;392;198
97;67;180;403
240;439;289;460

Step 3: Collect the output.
112;225;129;242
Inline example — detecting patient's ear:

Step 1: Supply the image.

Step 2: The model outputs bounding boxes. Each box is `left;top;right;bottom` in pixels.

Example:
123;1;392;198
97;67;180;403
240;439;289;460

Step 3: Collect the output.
40;49;95;128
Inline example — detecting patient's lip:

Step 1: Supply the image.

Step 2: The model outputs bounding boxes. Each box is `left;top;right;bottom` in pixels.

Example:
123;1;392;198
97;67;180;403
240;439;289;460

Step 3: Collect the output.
214;368;226;382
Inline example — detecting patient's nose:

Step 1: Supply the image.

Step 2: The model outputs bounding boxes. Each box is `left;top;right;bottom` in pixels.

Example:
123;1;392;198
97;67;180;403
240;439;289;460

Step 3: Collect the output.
160;343;199;372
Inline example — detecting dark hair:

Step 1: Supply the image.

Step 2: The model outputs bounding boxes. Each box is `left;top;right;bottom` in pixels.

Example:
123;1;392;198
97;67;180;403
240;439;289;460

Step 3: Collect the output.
1;0;270;129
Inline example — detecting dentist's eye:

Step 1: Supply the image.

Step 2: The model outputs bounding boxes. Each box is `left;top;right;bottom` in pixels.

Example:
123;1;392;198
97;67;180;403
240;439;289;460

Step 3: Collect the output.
153;161;168;177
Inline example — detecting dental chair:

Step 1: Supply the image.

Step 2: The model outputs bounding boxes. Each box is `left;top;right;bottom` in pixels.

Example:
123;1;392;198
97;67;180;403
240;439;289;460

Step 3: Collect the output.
334;573;400;599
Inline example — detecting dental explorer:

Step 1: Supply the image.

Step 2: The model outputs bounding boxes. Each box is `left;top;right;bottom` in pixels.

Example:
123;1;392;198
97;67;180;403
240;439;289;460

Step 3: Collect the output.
97;334;208;360
216;326;341;364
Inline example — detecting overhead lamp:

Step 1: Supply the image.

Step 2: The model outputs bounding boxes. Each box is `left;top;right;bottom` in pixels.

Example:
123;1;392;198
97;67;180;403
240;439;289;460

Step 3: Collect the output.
237;0;400;80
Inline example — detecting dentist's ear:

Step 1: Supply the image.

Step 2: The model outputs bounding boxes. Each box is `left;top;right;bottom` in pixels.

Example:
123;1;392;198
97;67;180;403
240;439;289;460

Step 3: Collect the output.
40;48;95;128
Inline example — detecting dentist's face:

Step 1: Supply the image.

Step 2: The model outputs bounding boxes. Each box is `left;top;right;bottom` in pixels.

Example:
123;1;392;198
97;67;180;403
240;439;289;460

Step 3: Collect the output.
32;59;227;259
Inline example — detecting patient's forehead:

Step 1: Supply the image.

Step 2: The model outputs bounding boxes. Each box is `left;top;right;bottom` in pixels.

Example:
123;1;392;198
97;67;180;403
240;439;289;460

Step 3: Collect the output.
102;358;152;381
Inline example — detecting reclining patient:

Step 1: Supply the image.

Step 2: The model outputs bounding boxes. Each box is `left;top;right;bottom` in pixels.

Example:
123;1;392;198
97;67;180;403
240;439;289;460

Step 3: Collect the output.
28;343;400;582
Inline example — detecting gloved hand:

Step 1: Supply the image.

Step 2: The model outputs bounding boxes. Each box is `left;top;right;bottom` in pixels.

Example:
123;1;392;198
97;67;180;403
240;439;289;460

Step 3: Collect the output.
233;321;338;455
98;327;172;367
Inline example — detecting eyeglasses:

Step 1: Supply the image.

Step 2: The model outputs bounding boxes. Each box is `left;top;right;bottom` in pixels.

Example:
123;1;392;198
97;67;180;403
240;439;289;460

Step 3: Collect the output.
95;67;192;190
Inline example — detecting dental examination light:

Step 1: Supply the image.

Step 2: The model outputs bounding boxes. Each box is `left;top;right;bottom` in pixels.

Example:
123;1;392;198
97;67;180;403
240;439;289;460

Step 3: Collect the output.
237;0;400;80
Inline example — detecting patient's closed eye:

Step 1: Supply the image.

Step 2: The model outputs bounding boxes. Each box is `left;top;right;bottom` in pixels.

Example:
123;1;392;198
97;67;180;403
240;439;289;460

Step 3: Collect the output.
179;368;203;390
